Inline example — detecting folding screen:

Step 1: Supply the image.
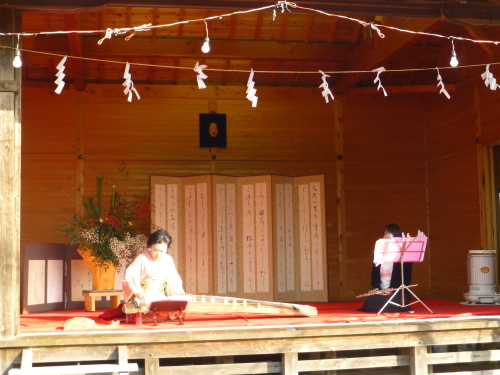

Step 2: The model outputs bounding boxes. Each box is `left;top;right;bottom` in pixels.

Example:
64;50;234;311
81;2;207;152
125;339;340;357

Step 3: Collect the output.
151;174;327;302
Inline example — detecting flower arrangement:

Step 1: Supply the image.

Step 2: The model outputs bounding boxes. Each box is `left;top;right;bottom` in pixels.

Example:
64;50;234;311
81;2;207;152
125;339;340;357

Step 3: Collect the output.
62;162;153;271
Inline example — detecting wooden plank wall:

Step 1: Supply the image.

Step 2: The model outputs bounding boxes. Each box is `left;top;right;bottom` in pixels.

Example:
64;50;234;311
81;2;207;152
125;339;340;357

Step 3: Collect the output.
21;83;433;301
342;95;429;298
423;89;482;296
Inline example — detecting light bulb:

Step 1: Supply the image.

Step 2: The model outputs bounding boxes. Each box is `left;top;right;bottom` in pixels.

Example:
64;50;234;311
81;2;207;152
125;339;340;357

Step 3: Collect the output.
12;50;22;68
201;37;210;53
450;50;458;67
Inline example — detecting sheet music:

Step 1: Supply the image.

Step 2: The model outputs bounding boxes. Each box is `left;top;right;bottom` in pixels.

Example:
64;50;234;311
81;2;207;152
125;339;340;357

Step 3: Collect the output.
373;237;428;265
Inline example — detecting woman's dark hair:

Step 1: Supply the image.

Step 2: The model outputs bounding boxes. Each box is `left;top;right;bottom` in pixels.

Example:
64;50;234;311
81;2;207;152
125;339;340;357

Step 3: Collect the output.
383;223;403;237
147;229;172;247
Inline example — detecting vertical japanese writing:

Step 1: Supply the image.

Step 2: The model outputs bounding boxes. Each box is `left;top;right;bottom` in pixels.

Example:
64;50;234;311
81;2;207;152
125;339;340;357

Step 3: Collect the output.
276;184;286;293
226;183;237;293
285;183;295;291
154;184;166;231
255;182;269;292
310;182;324;290
28;260;45;305
197;183;209;294
184;185;196;293
166;184;178;267
216;184;227;294
47;260;63;304
242;184;255;293
298;184;312;291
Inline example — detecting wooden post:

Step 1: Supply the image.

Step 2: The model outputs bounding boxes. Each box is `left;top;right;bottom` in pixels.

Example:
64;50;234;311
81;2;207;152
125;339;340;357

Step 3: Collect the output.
324;351;337;375
144;358;160;375
282;352;298;375
410;346;428;375
334;100;346;299
208;97;218;174
0;7;21;344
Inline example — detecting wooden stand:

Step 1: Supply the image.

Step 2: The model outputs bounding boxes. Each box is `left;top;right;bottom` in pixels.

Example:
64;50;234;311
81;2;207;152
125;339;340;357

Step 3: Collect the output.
82;290;122;312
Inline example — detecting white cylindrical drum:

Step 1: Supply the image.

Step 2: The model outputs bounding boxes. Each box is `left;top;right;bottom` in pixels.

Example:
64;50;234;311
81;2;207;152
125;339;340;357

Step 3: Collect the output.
468;250;496;294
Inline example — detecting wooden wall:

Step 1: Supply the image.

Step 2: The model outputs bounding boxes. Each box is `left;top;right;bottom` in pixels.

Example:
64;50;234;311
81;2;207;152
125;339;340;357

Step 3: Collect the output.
23;82;481;301
423;89;483;297
342;95;429;297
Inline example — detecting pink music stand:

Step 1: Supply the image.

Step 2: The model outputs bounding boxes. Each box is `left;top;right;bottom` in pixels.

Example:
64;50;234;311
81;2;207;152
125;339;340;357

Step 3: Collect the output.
374;236;433;315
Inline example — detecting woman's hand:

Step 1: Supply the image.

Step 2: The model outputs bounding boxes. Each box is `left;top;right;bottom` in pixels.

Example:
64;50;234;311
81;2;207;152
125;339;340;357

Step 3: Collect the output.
380;288;392;295
367;288;379;296
133;291;147;304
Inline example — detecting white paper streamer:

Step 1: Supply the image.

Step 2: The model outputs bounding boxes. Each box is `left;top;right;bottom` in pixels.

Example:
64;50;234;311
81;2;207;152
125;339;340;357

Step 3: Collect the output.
370;22;385;38
122;62;141;102
97;28;113;45
373;67;388;97
54;55;67;94
481;65;498;90
436;68;451;99
318;70;334;103
246;68;258;107
194;61;208;89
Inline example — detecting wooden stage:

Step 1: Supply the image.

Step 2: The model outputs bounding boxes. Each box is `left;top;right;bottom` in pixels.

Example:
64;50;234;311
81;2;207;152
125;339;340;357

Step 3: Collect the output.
3;299;500;375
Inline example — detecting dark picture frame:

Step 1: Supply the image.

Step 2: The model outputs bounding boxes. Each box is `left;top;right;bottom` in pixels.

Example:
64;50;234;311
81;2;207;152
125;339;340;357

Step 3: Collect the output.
199;113;227;148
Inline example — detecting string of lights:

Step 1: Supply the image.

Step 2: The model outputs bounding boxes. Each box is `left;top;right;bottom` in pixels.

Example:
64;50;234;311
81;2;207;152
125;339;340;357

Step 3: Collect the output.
2;0;500;104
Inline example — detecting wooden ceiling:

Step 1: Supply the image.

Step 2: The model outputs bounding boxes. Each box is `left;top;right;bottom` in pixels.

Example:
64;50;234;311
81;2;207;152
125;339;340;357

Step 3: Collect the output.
10;0;500;94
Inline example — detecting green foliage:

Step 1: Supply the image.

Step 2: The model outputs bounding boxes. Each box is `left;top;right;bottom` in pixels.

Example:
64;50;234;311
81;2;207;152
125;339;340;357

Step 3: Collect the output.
62;160;152;269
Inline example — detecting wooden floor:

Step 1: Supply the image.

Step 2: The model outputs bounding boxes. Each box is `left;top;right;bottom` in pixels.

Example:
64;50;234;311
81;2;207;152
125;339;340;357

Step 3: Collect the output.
3;301;500;375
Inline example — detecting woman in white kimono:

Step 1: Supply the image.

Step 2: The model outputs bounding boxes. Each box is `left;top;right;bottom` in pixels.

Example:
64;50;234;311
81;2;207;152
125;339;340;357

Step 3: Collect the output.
122;229;185;306
358;223;413;313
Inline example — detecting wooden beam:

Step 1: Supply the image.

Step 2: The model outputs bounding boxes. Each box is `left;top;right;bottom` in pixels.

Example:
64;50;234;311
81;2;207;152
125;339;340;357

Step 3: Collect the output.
178;8;184;38
151;8;158;38
292;60;303;86
229;14;236;41
64;14;85;91
254;11;262;41
328;16;339;43
352;18;362;43
126;7;131;28
269;60;279;86
279;11;289;42
463;26;494;58
0;7;21;340
10;0;500;27
221;59;230;86
173;57;179;84
149;57;154;83
304;14;314;43
333;17;442;94
80;37;352;60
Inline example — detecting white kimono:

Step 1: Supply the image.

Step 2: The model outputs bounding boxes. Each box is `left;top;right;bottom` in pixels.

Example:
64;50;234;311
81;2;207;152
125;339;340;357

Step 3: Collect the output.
122;248;185;304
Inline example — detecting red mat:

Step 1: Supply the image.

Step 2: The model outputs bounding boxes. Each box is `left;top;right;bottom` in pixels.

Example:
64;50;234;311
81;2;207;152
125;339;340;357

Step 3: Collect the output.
19;299;500;334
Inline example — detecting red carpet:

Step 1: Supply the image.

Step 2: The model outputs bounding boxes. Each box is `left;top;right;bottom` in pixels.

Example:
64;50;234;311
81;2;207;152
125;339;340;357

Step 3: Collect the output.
19;299;500;333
